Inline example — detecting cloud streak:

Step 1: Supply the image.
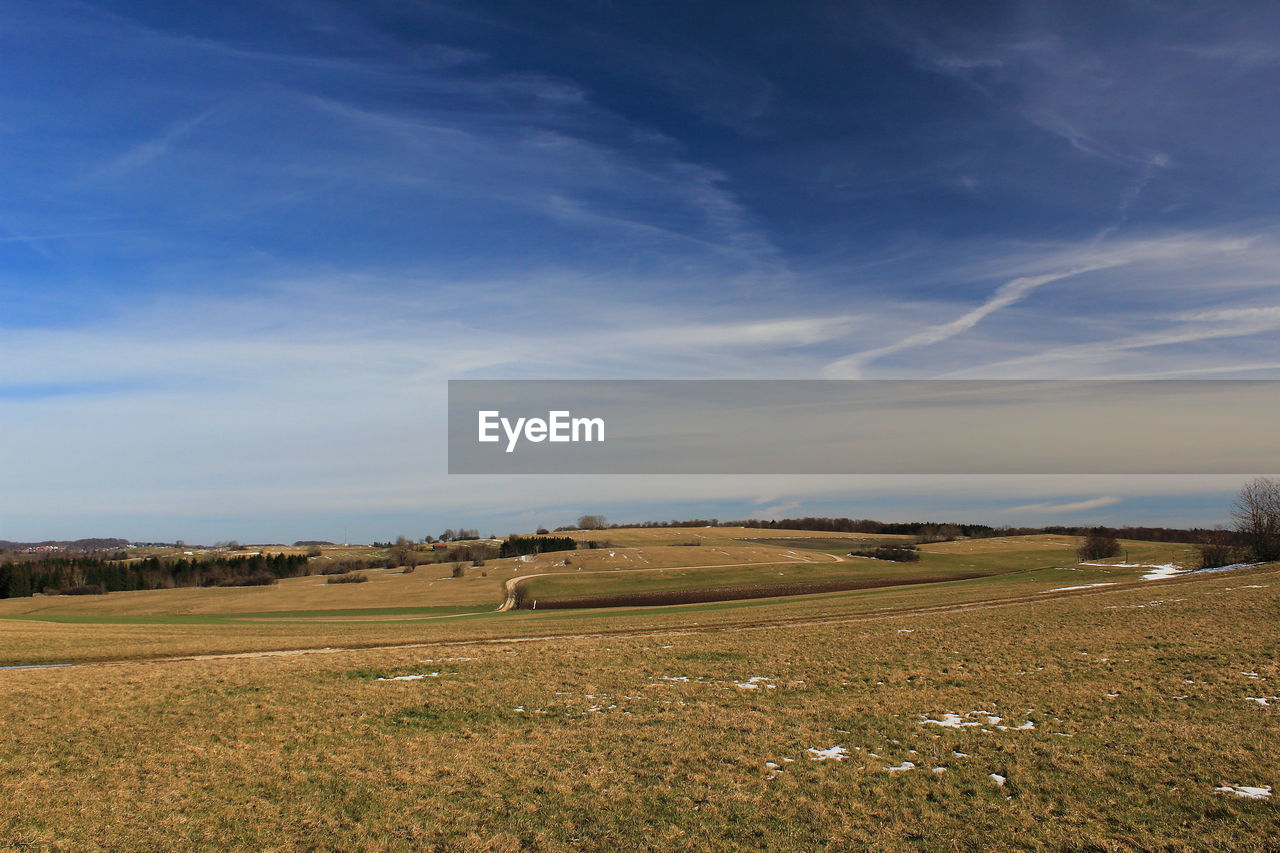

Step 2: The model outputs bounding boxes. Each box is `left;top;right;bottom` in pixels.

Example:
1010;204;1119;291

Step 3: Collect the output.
1006;496;1122;514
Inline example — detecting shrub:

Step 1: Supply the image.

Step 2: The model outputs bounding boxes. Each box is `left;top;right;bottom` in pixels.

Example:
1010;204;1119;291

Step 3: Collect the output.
305;547;323;558
401;565;416;575
1077;531;1121;562
848;545;921;563
60;584;106;595
320;560;367;575
451;564;467;579
327;572;368;584
1198;542;1240;569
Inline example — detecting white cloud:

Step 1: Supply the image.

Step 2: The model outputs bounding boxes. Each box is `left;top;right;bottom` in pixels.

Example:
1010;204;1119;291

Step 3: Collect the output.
823;265;1107;377
1006;496;1122;514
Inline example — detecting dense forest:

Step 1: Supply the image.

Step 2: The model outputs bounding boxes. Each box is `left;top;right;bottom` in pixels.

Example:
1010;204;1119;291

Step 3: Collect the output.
0;553;311;599
499;535;578;558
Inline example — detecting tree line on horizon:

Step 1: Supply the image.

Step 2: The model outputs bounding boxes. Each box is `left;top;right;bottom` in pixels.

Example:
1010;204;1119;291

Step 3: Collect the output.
0;553;311;599
554;515;1246;546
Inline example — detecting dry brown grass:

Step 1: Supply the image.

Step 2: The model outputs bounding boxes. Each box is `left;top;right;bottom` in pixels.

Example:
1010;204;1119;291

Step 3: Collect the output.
0;567;1275;851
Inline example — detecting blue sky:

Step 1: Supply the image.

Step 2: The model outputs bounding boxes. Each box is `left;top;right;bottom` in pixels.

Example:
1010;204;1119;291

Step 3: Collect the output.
3;0;1279;542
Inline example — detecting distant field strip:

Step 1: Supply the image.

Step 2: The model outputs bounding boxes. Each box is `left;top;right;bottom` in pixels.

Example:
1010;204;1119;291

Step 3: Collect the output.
510;557;1008;611
732;537;911;550
519;573;991;609
497;553;846;612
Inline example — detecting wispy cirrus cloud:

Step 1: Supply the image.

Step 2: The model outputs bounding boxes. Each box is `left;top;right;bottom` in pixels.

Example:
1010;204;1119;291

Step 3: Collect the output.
87;106;223;182
1006;496;1121;514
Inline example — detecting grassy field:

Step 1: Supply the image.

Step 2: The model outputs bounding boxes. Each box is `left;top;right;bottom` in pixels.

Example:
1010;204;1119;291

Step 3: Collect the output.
516;534;1196;606
0;559;1275;851
0;534;1205;667
514;559;989;607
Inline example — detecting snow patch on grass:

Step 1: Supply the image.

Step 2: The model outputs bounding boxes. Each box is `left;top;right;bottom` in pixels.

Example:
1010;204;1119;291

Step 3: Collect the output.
1215;784;1271;800
1045;583;1117;592
1198;562;1266;574
996;720;1035;731
806;746;848;761
919;711;1006;728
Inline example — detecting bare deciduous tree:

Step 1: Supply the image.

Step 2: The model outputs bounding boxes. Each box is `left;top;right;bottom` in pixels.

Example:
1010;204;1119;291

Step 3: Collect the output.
1231;476;1280;562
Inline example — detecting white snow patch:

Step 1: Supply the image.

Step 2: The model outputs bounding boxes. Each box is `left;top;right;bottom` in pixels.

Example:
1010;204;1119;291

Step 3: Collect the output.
989;773;1007;786
884;761;916;773
736;676;776;690
1141;564;1187;580
1082;560;1265;580
1045;583;1117;592
1079;561;1189;580
1198;562;1266;574
376;673;440;681
919;711;1007;728
806;746;849;761
1215;785;1271;800
1244;696;1278;706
